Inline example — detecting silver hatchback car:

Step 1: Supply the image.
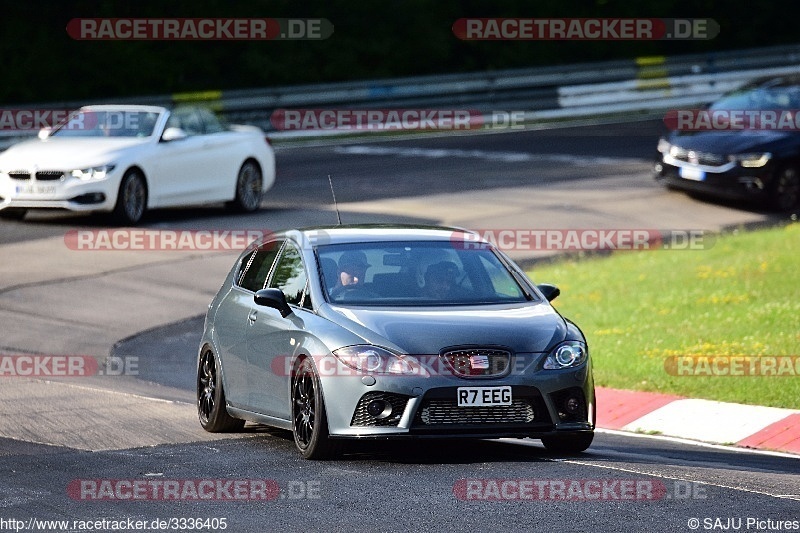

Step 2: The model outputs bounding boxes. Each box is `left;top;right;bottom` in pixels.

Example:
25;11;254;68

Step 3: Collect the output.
197;225;595;459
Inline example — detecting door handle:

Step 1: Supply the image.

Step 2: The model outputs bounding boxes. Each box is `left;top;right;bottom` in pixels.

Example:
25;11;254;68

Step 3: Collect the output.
248;310;257;323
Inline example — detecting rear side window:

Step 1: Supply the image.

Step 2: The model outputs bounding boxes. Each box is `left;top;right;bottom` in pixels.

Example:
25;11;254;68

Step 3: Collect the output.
269;243;307;306
238;241;283;292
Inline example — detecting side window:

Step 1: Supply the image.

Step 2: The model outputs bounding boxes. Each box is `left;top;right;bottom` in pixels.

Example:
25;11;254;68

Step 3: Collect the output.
167;108;204;135
198;108;226;134
237;241;283;292
269;243;307;307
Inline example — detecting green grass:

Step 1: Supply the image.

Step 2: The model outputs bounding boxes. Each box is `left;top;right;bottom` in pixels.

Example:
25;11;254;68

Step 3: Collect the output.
528;223;800;409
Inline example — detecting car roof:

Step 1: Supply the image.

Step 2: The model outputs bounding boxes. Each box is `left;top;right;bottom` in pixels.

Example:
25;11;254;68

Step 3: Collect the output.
271;224;484;247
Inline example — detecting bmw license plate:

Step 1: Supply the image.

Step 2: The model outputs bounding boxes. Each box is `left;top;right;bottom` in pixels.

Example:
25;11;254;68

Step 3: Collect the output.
457;386;512;407
679;166;705;181
15;185;56;195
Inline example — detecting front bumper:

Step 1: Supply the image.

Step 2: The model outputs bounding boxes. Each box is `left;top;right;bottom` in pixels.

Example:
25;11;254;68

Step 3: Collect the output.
0;174;117;212
654;155;774;203
320;354;595;439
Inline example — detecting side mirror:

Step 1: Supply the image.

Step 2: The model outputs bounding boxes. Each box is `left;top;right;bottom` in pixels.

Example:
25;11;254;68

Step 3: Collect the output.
161;127;188;142
254;288;292;317
537;283;560;302
38;128;51;140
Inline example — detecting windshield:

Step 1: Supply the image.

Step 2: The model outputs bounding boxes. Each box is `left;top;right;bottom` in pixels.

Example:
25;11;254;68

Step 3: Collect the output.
316;241;530;306
50;110;161;138
710;86;800;111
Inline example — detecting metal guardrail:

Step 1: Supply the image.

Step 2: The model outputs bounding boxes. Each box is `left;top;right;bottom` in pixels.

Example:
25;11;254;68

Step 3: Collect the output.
3;43;800;147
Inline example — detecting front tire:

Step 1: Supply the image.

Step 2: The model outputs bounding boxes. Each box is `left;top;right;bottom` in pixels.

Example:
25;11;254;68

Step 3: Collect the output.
541;432;594;454
770;166;800;211
112;169;147;225
197;348;244;433
292;358;340;460
228;160;263;213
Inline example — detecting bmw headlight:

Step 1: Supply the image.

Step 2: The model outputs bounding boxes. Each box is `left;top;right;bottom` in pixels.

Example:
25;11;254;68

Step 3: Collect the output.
728;153;771;168
333;345;422;375
71;164;116;180
543;341;588;369
656;138;671;154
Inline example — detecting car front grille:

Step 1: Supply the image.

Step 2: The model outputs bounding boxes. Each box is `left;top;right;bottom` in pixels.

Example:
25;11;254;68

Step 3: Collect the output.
8;171;30;180
35;171;65;181
440;347;511;378
350;391;410;427
416;398;535;425
669;146;726;166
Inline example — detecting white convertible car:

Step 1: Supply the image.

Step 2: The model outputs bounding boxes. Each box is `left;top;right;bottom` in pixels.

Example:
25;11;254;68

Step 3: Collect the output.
0;104;275;224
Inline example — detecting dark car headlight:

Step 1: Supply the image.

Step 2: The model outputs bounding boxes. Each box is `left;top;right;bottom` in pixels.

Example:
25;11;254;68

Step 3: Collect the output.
333;345;423;375
543;341;588;369
728;153;771;168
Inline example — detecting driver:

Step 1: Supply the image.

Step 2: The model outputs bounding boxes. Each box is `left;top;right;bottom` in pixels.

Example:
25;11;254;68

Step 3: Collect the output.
330;251;371;297
424;261;461;299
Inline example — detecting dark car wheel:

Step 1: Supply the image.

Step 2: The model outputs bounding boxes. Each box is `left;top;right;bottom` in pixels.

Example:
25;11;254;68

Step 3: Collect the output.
0;208;27;220
292;358;341;460
112;169;147;225
228;160;263;213
541;432;594;454
197;348;245;432
770;166;800;211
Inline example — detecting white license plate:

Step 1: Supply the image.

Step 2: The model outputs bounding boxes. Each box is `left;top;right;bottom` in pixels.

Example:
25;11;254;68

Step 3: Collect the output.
457;386;512;407
15;185;56;195
679;166;705;181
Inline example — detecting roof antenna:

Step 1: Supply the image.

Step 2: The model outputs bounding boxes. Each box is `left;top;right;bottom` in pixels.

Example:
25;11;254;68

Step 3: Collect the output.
328;174;342;226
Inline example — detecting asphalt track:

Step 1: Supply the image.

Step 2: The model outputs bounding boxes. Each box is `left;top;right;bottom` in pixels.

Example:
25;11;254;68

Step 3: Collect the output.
0;120;797;532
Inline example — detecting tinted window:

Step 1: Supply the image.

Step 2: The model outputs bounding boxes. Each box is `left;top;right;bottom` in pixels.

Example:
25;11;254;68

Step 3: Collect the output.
316;241;528;306
269;243;307;306
237;241;283;292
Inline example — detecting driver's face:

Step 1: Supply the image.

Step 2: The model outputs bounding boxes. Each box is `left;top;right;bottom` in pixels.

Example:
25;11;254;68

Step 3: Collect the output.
340;266;366;286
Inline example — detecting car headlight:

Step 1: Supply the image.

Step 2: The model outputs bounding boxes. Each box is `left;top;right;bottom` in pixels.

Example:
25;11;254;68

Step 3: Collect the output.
71;164;116;180
332;345;422;375
728;153;771;168
657;138;671;154
543;341;588;369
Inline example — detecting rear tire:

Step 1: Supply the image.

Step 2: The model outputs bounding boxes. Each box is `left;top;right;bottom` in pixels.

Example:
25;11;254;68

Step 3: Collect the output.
0;208;27;220
292;358;341;460
197;348;245;433
112;169;147;225
541;432;594;454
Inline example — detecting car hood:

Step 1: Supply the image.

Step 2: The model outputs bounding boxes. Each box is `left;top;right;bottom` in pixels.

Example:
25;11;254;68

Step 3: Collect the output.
668;130;797;154
319;302;568;354
0;137;147;170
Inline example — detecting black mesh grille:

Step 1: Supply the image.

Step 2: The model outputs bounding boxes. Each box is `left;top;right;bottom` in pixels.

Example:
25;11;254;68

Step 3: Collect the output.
416;398;535;425
8;171;30;180
441;348;511;378
350;392;410;427
35;171;64;181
